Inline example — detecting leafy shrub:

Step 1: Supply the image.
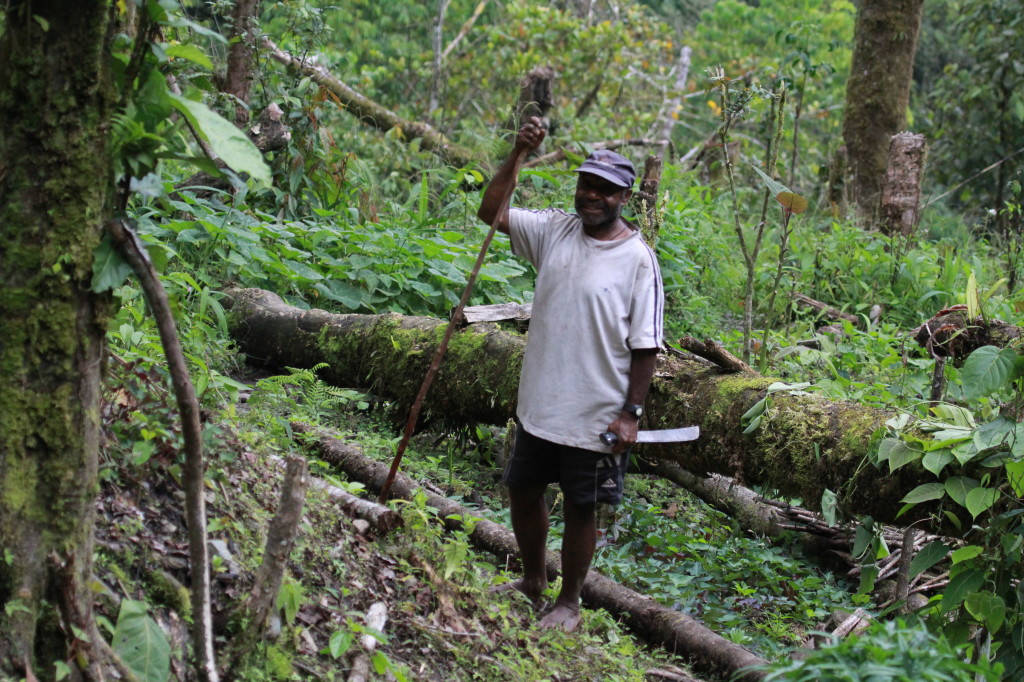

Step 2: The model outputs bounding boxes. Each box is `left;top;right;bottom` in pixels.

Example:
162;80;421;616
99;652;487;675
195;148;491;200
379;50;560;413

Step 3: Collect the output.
759;618;1003;681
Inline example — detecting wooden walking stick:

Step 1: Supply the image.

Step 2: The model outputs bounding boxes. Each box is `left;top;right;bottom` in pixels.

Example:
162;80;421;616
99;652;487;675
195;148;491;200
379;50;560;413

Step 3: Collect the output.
377;148;529;502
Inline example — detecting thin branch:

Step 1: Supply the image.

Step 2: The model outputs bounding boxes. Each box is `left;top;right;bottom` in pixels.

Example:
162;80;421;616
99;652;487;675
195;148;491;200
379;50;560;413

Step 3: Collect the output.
441;0;490;61
523;138;666;169
105;218;218;682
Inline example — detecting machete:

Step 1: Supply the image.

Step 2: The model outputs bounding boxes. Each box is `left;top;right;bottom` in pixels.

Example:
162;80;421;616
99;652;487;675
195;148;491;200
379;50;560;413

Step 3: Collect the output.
599;425;700;447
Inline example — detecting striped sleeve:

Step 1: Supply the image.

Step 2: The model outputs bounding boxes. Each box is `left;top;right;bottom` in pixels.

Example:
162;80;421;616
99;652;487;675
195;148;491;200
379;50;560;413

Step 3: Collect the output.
627;242;665;350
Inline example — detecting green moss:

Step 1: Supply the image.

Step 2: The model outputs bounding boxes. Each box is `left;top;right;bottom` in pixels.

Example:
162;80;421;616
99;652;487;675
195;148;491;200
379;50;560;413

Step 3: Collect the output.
265;644;293;681
708;374;773;417
145;570;192;621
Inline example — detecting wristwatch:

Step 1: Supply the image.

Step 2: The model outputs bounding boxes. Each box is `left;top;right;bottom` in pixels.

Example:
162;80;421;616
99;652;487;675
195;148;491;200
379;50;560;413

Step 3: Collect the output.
622;403;643;419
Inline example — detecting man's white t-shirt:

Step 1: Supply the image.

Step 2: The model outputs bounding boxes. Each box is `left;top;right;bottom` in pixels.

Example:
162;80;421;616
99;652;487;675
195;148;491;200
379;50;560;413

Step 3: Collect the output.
508;208;664;453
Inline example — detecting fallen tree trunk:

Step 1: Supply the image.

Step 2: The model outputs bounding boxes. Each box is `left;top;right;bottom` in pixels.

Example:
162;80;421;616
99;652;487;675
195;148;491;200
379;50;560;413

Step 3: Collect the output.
294;423;768;681
225;287;941;526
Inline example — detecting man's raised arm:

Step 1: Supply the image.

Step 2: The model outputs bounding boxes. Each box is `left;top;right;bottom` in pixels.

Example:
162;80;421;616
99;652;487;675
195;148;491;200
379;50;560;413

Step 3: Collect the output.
477;116;546;234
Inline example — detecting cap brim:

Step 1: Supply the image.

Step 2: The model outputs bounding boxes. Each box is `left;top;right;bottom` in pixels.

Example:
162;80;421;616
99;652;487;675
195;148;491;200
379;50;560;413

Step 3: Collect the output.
573;165;632;188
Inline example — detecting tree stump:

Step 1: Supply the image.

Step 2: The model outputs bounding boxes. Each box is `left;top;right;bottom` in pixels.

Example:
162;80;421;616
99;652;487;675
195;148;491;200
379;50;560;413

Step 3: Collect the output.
878;132;927;236
631;154;663;246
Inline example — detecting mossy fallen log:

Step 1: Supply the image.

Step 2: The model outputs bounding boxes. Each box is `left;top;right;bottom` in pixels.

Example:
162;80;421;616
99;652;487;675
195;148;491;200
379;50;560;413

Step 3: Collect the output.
225;287;940;526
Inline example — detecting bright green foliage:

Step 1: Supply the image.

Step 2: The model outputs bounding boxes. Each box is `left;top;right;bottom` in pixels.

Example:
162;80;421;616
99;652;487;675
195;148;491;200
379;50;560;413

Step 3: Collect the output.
87;1;1024;679
112;601;171;682
868;343;1024;675
921;0;1024;218
586;491;852;658
690;0;854;188
761;618;1003;681
248;363;369;426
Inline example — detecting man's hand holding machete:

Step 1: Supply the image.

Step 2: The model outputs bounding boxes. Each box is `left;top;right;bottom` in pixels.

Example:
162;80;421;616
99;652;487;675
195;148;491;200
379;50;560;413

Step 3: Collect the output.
479;116;667;632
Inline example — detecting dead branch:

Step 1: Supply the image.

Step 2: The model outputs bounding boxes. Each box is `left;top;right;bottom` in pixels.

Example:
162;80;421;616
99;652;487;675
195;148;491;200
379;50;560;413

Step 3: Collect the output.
441;0;490;60
226;456;308;674
792;293;860;325
452;302;533;326
652;45;692;160
105;219;218;682
523;138;667;169
262;38;477;169
273;455;401;532
677;336;757;374
632;155;664;246
246;456;308;626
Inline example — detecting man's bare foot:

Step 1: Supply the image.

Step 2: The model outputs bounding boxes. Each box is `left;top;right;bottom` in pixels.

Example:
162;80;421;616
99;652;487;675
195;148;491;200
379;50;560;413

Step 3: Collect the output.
489;578;545;604
537;602;581;632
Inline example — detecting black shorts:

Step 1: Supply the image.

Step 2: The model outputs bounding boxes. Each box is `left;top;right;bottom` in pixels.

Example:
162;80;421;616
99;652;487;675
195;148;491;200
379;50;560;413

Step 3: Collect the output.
502;426;630;506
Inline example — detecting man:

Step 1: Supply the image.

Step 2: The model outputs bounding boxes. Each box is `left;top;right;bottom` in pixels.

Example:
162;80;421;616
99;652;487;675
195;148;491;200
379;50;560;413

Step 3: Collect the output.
478;117;664;631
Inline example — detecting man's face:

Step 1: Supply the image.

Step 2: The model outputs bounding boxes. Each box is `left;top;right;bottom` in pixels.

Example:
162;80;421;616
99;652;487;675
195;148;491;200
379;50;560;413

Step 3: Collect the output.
574;173;631;227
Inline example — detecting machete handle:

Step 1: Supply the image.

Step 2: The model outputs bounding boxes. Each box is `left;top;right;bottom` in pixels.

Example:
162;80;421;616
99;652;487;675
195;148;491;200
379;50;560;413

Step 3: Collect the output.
599;431;618;447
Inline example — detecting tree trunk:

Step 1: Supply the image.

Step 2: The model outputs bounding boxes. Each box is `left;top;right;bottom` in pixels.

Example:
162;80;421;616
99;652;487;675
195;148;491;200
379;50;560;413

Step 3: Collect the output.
842;0;924;224
224;288;966;528
0;1;114;673
878;132;927;237
223;0;261;125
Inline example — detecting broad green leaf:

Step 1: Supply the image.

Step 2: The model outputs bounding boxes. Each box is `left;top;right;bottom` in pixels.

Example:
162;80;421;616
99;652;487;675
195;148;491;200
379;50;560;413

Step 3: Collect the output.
168;93;271;185
852;519;874;558
112;601;170;682
940;568;985;613
164;44;213;70
951;440;979;465
930;404;977;428
751;165;789;198
945;476;979;507
951;545;984;564
91;233;135;293
886;413;911;431
326;630;353;659
922;450;954;476
821;488;837;527
966;271;979;320
965;591;1006;633
965;486;999;518
960;346;1018;400
314;281;367;310
1006;459;1024;497
901;482;945;504
883;439;920;473
282;259;325;281
909;541;950;579
974;417;1016;452
856;563;879;596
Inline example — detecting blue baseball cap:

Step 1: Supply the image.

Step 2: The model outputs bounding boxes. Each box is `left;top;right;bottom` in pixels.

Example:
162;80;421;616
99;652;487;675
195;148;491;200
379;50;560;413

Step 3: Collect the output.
574;150;636;189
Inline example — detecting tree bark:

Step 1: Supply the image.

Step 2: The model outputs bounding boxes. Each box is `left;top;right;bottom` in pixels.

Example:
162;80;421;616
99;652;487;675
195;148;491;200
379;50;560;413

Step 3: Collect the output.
878;132;927;237
631;155;664;246
106;219;218;681
0;1;114;674
295;425;767;681
224;288;973;528
842;0;925;224
223;0;261;125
